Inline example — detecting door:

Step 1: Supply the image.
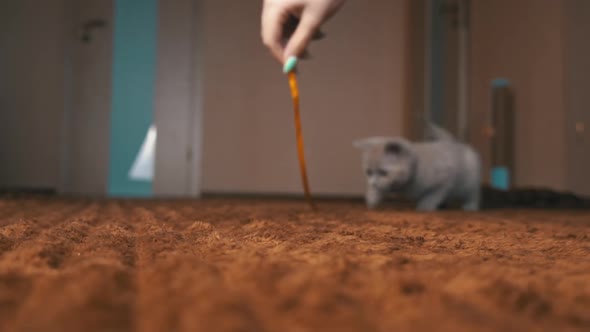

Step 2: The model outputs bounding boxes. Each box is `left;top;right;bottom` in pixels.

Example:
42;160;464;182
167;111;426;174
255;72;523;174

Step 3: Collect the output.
62;0;113;195
427;0;470;141
567;109;590;197
565;0;590;197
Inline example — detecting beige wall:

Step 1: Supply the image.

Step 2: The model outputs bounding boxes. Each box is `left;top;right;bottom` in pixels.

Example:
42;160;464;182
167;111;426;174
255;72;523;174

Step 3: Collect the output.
470;0;567;190
199;0;409;196
0;0;67;190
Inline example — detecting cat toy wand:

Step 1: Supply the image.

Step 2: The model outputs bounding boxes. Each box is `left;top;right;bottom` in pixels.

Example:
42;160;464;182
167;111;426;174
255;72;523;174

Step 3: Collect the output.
283;56;316;210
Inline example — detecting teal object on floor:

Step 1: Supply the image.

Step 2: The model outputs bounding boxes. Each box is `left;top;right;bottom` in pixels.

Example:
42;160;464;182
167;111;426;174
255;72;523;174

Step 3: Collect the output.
107;0;158;197
492;78;510;88
491;166;510;191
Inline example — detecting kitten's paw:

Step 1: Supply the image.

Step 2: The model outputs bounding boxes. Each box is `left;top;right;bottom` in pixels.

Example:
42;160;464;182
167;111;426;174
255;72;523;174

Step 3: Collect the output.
365;188;382;209
415;204;438;212
366;198;380;210
416;192;446;211
462;191;480;211
367;199;382;210
366;203;379;210
462;200;480;211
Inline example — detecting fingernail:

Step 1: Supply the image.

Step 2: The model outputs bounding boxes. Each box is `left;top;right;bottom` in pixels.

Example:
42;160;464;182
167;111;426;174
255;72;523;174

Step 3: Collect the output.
283;56;298;74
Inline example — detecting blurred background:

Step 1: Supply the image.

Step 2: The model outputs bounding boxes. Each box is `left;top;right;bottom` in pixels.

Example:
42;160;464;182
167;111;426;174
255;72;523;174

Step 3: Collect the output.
0;0;588;199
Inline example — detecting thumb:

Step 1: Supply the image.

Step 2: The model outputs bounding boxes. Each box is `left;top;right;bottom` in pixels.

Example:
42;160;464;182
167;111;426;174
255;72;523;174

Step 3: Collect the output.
283;13;321;61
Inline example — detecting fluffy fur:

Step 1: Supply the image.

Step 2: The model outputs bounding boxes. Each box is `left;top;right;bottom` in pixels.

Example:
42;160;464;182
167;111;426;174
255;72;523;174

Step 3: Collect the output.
353;124;481;211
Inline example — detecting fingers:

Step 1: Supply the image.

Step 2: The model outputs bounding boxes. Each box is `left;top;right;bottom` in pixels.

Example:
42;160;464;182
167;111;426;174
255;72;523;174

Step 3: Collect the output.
262;0;344;64
284;15;325;60
261;4;289;63
283;13;322;61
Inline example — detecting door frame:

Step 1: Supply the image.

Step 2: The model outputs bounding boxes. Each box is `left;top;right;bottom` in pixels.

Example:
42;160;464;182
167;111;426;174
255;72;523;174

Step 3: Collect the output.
152;0;204;198
186;0;205;197
423;0;471;141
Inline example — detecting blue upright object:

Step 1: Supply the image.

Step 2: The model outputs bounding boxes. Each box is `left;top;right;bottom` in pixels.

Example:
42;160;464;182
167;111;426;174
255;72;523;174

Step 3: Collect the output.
107;0;158;197
490;77;513;191
491;78;510;88
491;167;510;191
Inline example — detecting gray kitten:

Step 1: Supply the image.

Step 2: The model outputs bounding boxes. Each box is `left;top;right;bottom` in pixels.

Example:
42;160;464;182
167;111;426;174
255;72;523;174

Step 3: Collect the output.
353;124;480;211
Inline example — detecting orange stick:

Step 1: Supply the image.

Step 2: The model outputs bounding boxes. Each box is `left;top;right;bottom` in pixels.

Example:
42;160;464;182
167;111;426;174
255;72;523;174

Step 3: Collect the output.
287;71;316;210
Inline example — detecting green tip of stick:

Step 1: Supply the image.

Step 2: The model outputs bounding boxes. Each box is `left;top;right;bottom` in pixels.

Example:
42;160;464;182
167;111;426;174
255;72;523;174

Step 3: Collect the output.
283;56;298;73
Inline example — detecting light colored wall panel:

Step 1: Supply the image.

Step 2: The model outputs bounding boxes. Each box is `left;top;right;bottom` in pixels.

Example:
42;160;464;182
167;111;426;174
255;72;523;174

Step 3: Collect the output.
199;0;409;196
0;0;67;189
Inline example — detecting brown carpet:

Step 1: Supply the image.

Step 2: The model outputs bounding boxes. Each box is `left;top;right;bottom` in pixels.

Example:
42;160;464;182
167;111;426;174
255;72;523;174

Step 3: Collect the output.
0;197;589;332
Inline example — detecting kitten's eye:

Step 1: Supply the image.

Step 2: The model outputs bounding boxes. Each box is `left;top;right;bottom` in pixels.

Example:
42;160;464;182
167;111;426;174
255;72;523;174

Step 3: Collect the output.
366;169;373;176
376;168;388;177
385;142;402;155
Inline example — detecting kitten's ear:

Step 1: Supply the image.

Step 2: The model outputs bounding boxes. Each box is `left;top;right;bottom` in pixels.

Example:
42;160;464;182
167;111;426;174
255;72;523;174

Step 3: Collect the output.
353;138;370;150
424;122;455;142
384;139;411;155
354;137;400;150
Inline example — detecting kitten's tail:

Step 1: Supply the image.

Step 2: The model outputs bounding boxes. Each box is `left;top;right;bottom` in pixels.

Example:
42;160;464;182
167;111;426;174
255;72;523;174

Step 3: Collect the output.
423;120;455;142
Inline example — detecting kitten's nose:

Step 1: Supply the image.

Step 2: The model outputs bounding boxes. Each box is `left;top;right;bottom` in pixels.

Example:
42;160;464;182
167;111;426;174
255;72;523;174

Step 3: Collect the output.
368;178;377;186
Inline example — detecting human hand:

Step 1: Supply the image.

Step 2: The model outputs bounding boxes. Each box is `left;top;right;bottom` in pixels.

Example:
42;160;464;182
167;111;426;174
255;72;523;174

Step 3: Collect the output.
261;0;346;64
